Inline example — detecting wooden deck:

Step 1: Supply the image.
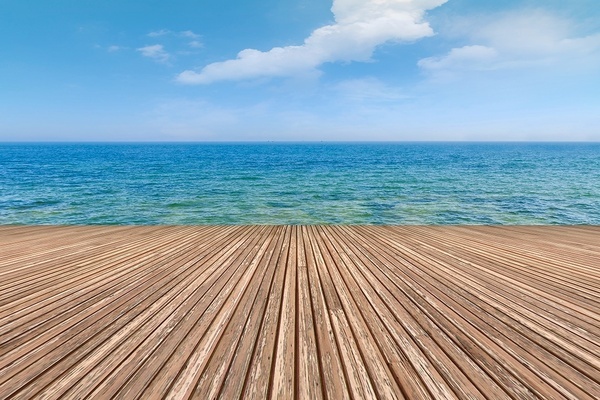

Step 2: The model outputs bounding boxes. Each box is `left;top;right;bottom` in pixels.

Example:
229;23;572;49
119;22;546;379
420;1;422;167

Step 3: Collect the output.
0;225;599;399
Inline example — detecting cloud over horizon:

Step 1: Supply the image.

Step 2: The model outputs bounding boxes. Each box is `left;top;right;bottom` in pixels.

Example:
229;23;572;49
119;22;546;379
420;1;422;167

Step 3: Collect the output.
419;10;600;78
177;0;447;84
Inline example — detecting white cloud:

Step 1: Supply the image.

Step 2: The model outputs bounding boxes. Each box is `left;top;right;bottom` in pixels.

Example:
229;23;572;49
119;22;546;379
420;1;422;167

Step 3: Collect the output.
418;45;497;70
477;10;600;60
178;0;448;84
107;45;123;52
180;30;200;39
182;31;203;49
145;30;203;51
419;10;600;77
149;29;201;39
137;44;171;63
148;29;171;37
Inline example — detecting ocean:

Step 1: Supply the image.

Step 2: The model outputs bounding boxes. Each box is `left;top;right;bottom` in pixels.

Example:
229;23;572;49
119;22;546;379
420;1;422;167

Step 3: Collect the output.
1;142;599;225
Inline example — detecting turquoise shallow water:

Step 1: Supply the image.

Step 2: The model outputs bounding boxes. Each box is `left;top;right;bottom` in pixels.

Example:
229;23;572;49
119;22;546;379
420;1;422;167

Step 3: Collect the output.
1;142;599;225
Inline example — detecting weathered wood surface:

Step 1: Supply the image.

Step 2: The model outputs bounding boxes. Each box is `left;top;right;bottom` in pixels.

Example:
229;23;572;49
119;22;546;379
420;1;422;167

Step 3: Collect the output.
0;225;599;399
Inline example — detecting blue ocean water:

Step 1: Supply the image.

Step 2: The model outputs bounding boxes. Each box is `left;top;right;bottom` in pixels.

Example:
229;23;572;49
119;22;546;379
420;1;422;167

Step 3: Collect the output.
1;142;599;225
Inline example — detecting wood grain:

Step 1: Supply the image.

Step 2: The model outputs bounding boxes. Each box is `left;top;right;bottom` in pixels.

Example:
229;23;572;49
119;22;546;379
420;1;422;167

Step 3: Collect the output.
0;225;598;399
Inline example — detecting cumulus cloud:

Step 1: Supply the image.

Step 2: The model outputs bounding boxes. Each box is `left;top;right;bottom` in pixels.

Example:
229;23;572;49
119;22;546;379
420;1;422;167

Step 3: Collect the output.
178;0;448;84
419;10;600;77
137;44;170;63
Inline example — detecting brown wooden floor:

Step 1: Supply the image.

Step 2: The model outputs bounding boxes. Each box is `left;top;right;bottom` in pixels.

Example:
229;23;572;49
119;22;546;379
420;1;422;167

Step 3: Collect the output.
0;226;599;399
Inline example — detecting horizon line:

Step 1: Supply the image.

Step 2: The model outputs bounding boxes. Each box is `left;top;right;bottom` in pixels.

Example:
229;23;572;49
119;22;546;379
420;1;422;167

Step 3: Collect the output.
2;140;600;144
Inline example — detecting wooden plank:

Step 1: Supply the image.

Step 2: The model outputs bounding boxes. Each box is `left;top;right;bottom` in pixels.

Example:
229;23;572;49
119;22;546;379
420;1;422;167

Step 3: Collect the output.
217;226;286;399
0;225;598;399
303;225;350;400
361;226;599;399
190;226;279;398
2;227;249;398
269;225;297;399
309;226;378;399
331;225;503;399
294;226;322;400
243;225;292;400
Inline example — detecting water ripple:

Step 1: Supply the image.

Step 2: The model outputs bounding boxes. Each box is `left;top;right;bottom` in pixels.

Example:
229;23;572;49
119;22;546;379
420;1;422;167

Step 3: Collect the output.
1;142;599;225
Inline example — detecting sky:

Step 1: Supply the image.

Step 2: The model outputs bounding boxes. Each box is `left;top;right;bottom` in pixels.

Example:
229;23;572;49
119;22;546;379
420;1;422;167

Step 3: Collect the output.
1;0;600;141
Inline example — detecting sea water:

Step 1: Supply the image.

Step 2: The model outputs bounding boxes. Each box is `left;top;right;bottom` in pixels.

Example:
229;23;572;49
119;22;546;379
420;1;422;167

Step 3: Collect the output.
1;142;599;225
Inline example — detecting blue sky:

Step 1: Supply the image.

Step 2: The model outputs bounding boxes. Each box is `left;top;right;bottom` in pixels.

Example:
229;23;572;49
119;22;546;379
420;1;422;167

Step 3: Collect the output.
1;0;599;141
